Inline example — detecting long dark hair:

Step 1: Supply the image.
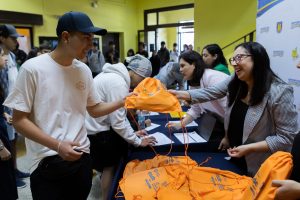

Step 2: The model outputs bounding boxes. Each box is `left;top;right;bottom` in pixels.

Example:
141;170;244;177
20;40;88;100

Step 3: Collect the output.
203;44;228;68
179;50;209;87
228;42;277;106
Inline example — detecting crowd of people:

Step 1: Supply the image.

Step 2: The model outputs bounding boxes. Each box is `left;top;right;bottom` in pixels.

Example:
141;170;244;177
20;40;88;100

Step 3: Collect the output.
0;11;299;200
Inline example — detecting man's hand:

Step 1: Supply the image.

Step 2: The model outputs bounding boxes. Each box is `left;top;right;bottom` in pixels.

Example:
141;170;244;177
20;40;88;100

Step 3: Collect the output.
0;147;11;160
166;122;182;131
140;136;157;147
135;130;148;137
57;141;83;161
145;119;151;127
272;180;300;200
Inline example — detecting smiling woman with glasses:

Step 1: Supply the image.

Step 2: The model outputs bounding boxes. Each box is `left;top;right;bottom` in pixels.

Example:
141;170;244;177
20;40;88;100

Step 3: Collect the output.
169;41;298;176
228;54;252;65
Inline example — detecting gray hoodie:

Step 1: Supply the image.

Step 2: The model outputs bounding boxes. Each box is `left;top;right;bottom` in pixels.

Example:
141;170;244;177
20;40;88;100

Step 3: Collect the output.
85;63;142;146
155;62;184;90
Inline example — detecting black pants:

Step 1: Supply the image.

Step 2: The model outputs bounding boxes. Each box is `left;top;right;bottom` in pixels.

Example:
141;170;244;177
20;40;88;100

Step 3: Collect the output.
88;128;128;172
30;153;92;200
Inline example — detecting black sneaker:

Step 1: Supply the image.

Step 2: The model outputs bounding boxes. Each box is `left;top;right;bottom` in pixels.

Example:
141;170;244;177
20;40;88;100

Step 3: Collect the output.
15;169;30;179
16;178;27;189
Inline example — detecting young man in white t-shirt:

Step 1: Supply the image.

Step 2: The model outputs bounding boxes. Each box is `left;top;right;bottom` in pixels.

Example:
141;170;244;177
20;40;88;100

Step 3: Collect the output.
3;11;124;200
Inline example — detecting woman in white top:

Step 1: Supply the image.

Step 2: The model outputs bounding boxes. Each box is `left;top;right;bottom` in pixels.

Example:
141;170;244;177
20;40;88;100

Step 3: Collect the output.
168;51;229;144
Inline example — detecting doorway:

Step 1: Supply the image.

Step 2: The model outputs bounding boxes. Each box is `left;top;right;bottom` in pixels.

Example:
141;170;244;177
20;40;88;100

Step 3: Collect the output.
140;4;194;53
102;32;120;57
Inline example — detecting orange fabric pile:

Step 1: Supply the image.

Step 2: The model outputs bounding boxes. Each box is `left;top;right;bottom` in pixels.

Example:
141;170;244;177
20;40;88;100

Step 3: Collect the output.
118;152;292;200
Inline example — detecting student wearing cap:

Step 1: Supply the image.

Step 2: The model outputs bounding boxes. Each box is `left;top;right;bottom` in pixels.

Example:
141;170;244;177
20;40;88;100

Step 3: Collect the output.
126;54;153;88
4;11;125;200
0;24;29;189
85;54;156;200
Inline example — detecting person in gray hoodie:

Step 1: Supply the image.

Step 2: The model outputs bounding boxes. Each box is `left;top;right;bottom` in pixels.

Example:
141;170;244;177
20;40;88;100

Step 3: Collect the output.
155;62;185;90
85;54;156;200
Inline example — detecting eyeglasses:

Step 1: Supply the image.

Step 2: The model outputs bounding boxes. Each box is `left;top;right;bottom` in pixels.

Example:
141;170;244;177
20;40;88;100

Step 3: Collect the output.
228;54;252;65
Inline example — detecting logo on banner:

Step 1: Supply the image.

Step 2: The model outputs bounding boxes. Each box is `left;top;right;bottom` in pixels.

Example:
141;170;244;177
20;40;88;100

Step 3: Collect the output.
260;26;269;33
292;48;299;59
276;21;283;33
273;50;284;57
291;21;300;29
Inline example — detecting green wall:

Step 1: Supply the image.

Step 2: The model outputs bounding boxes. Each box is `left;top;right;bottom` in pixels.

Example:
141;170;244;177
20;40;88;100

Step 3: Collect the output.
194;0;256;73
0;0;140;60
0;0;257;62
194;0;256;53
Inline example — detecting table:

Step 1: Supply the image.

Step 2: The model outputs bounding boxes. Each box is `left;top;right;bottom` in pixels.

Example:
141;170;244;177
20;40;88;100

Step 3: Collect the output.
110;151;246;200
135;110;221;152
108;111;243;199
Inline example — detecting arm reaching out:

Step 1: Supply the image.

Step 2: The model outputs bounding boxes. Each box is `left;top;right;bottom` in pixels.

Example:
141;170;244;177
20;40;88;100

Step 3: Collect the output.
168;90;191;101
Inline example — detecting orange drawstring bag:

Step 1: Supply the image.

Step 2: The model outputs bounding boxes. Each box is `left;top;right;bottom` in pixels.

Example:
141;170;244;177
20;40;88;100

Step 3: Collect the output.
117;152;292;200
125;77;182;113
188;166;252;200
241;151;293;200
156;188;193;200
188;152;292;199
119;167;170;200
118;156;197;200
122;155;197;178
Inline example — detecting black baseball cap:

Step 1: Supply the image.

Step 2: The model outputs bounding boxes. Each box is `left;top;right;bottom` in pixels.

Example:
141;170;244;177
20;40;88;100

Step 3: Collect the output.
0;24;23;38
56;11;107;36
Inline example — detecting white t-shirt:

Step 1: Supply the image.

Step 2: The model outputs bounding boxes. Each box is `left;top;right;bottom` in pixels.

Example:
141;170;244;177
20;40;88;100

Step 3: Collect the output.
3;53;101;171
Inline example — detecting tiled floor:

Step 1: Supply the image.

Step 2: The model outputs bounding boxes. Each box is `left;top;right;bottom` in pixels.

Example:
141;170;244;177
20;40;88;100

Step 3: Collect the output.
16;137;102;200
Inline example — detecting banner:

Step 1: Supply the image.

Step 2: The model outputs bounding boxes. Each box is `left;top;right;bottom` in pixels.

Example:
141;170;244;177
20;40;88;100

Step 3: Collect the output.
257;0;300;127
